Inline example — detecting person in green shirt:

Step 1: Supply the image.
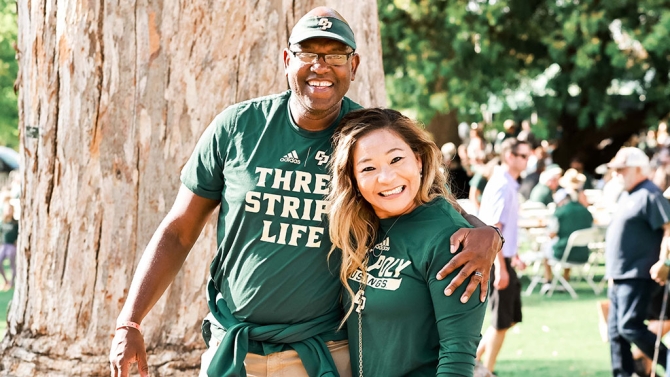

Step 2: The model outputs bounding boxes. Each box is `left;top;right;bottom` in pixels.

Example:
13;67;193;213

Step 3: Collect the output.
528;165;562;206
0;201;17;291
540;188;593;291
329;108;487;376
109;7;501;377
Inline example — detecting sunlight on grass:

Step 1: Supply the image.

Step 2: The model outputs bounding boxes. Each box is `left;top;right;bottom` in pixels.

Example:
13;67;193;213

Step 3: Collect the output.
484;273;612;377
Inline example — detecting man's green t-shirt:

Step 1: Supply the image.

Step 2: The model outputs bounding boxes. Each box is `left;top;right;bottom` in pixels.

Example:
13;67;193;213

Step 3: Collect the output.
552;201;594;262
181;90;361;326
346;198;486;377
529;183;553;205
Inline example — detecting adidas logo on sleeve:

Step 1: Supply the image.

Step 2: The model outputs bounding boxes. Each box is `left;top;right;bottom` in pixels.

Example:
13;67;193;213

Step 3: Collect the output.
280;150;301;164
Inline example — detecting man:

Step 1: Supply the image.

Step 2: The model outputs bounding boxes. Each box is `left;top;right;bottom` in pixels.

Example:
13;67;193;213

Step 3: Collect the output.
540;187;593;292
528;164;563;205
109;7;501;377
605;147;670;377
476;138;531;373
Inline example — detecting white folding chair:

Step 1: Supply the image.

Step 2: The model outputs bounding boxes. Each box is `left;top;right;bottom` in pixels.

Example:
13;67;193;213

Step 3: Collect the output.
520;201;547;210
546;227;604;299
524;251;548;296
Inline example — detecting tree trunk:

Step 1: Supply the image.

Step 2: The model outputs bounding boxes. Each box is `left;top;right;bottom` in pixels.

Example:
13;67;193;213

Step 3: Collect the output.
2;1;385;376
553;108;649;173
425;110;460;150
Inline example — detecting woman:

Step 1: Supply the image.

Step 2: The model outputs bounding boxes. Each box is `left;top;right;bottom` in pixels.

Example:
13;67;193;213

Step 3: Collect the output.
328;108;487;376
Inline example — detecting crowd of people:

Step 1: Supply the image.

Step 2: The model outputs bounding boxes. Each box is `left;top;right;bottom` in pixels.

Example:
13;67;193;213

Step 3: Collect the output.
447;118;670;377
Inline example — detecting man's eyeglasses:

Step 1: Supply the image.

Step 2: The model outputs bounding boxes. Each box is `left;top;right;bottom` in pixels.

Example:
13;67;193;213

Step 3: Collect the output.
289;50;355;66
512;152;529;160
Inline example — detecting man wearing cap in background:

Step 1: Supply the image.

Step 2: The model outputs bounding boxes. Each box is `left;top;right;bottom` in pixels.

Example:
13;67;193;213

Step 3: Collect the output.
109;7;502;377
528;164;563;206
606;147;670;377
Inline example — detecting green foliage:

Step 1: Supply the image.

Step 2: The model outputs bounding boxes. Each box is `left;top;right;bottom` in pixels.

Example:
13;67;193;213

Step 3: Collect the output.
0;0;17;149
379;0;670;135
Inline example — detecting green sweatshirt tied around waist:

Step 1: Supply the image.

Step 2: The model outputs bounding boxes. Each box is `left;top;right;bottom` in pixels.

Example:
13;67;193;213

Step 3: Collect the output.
204;280;343;377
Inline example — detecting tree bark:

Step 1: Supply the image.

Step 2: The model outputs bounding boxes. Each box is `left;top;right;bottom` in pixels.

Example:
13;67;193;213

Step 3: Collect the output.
2;1;385;376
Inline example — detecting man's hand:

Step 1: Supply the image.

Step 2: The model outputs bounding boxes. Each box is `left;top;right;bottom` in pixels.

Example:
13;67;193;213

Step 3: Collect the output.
109;328;150;377
511;255;526;271
494;265;510;290
437;226;501;303
650;260;670;285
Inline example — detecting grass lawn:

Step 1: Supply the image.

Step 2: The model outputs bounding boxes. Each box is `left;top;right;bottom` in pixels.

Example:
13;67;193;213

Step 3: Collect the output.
489;274;611;377
0;287;12;339
0;258;13;340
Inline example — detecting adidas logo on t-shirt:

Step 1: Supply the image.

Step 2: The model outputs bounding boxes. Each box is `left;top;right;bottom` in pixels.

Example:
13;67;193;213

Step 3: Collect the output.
373;237;390;251
280;150;301;164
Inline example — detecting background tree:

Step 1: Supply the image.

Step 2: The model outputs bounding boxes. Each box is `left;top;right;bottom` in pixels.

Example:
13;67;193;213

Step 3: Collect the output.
0;0;18;149
379;0;670;170
1;1;385;376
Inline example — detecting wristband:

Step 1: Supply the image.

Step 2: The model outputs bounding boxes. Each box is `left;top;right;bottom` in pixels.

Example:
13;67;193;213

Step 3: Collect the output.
489;225;505;251
116;321;142;332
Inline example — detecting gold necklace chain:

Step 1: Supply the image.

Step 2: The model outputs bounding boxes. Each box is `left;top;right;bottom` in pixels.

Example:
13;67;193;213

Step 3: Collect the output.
356;214;403;377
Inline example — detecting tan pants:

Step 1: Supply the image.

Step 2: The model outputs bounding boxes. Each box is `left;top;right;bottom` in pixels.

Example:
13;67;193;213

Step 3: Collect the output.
199;339;351;377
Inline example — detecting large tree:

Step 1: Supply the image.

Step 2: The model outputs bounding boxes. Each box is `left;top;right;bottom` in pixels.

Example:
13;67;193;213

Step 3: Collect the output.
379;0;670;169
1;1;385;376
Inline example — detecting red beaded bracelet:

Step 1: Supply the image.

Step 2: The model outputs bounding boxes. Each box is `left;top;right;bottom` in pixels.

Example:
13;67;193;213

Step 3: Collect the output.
116;321;142;332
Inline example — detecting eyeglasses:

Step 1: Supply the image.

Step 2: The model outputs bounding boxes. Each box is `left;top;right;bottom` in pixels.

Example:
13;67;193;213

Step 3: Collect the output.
289;50;355;66
512;152;529;160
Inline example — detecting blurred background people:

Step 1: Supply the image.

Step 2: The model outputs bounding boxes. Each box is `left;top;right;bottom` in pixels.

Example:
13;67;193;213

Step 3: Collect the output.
528;165;563;206
442;142;472;199
540;188;594;293
476;138;530;373
517;119;538;149
570;156;595;190
604;147;670;377
0;199;17;291
469;157;499;214
559;168;590;207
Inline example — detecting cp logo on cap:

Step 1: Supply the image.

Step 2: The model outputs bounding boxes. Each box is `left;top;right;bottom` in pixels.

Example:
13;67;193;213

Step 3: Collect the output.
318;18;333;30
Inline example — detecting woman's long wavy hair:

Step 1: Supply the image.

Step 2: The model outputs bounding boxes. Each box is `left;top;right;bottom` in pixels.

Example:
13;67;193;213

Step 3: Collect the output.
328;108;455;324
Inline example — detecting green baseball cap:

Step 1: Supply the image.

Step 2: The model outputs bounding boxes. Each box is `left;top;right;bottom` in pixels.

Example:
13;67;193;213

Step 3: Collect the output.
288;16;356;50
